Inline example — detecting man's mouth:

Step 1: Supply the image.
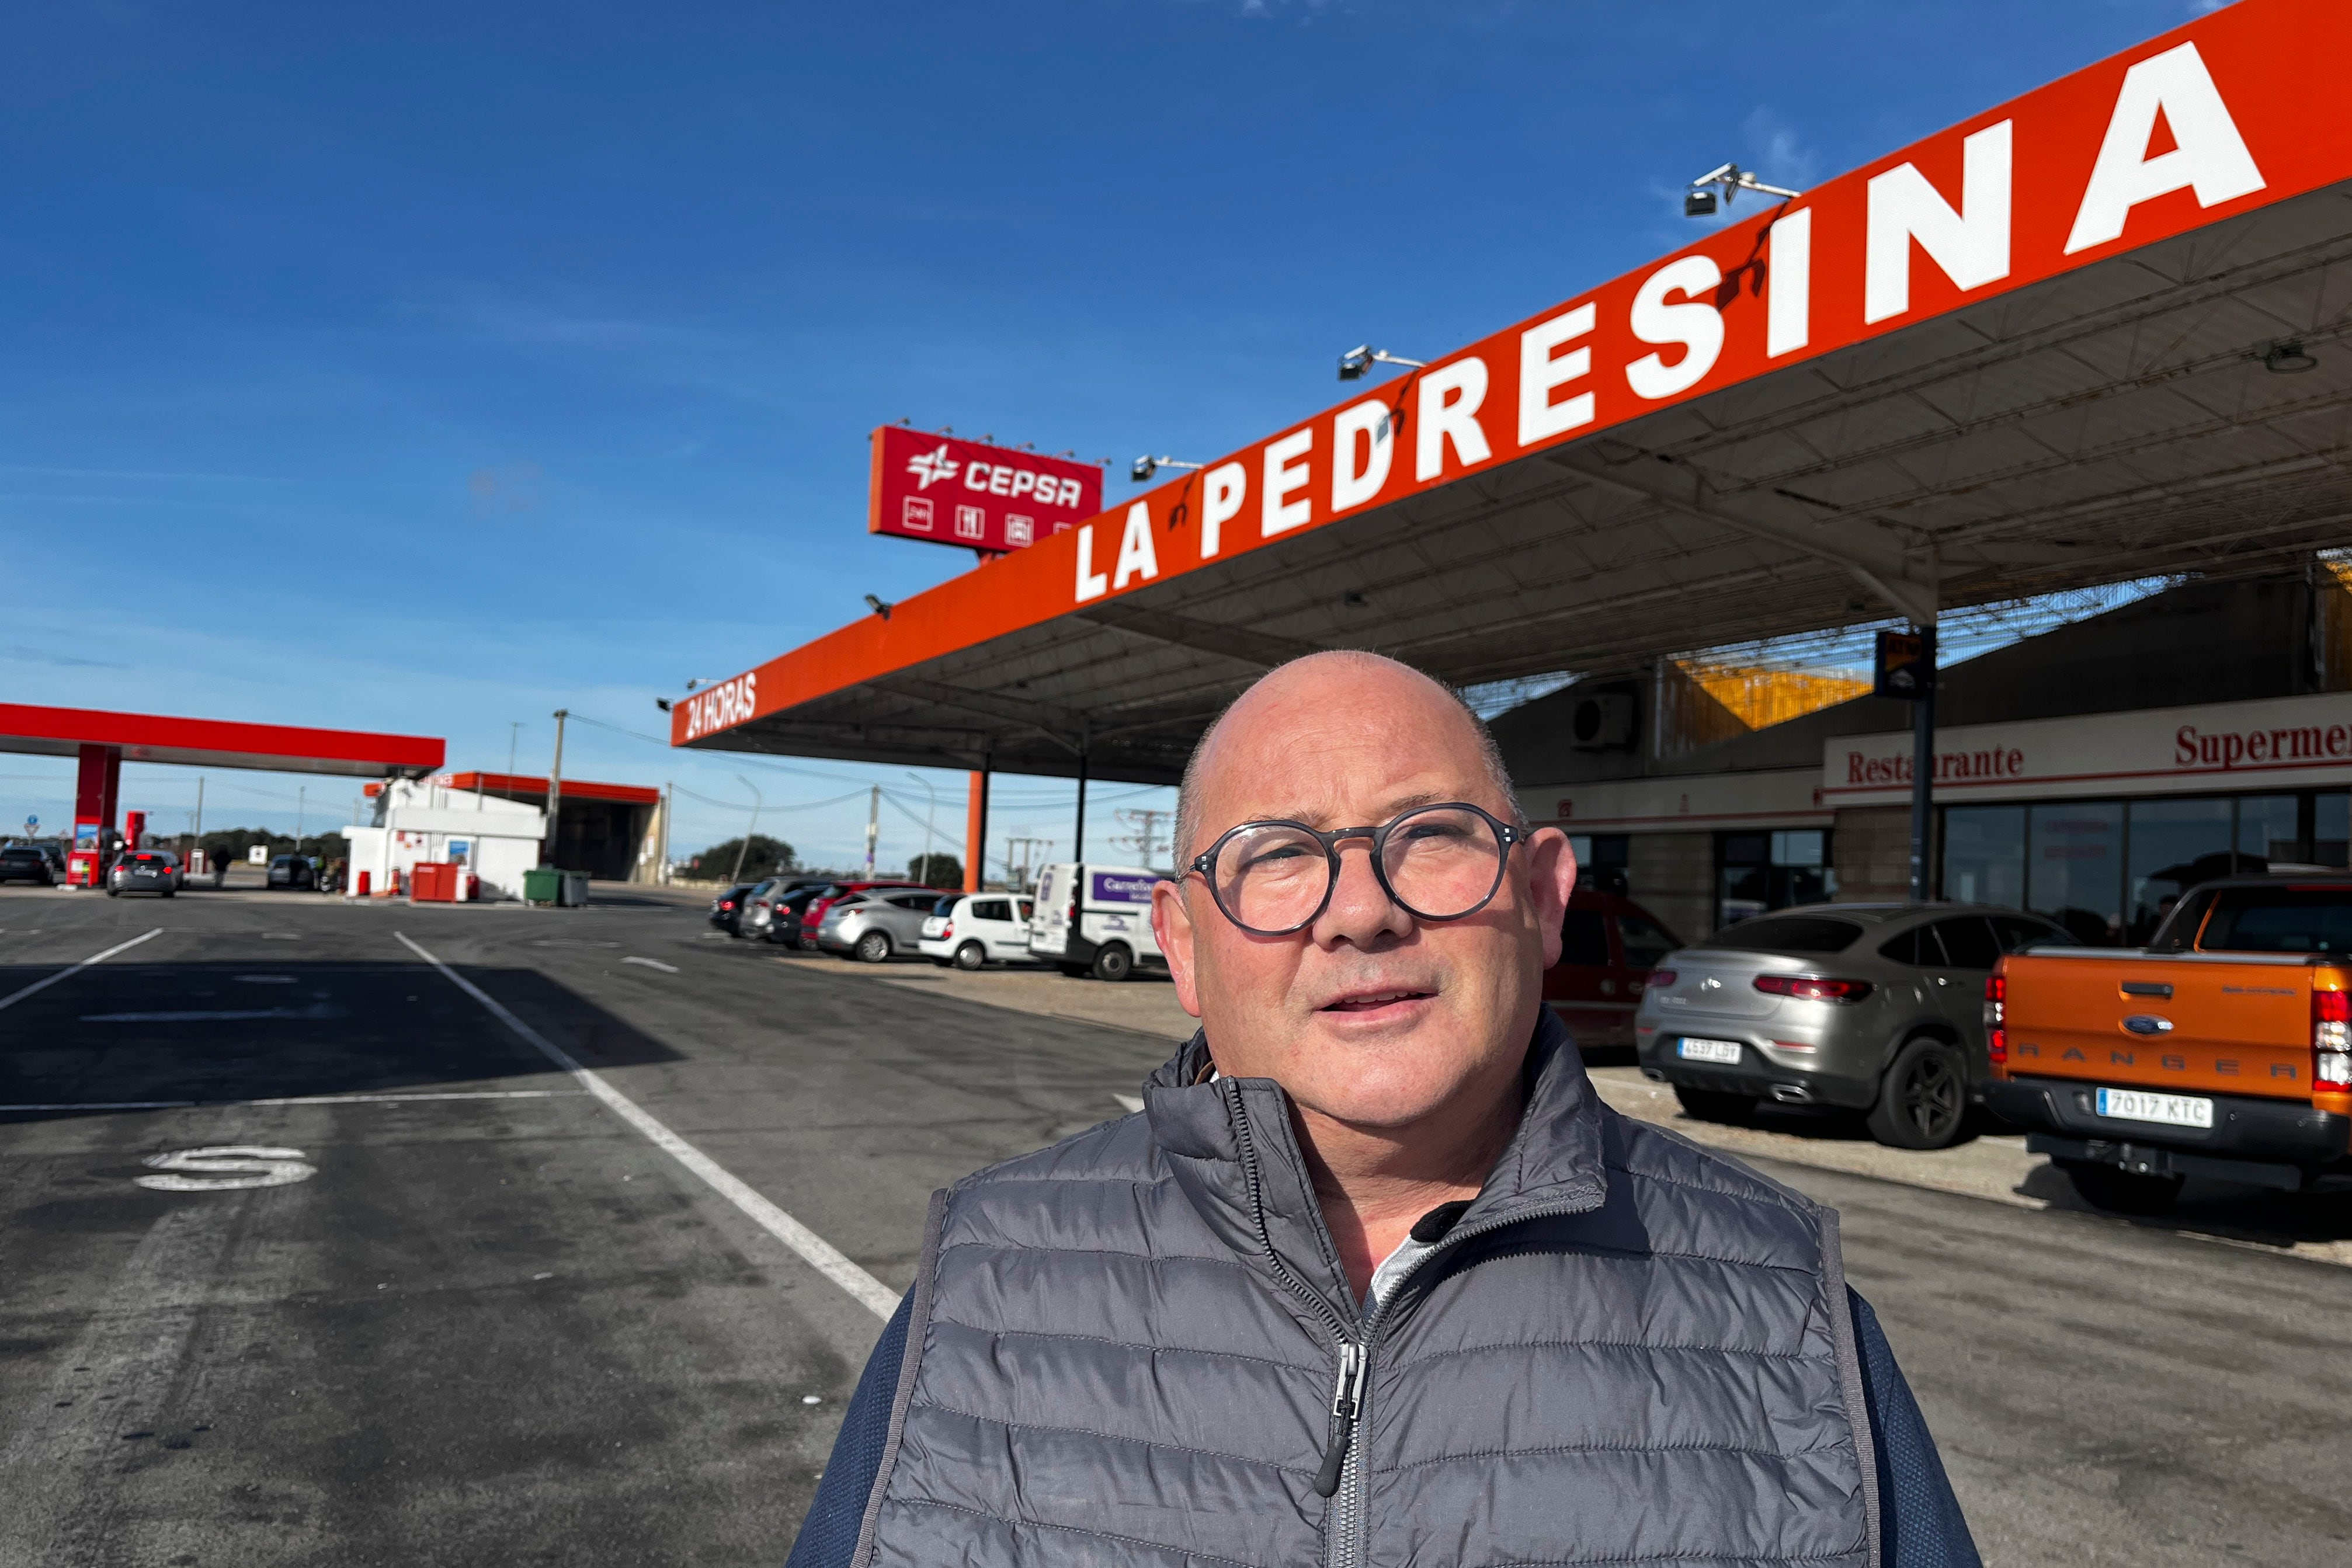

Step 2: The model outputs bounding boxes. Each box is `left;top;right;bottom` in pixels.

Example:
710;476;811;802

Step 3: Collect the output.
1321;988;1436;1013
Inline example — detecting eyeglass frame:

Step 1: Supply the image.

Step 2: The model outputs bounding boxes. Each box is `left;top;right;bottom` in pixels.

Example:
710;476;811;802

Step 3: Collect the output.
1183;801;1524;937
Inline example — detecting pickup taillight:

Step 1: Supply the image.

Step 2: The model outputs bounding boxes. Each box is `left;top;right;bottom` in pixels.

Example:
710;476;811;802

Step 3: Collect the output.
1984;975;2006;1066
2314;988;2352;1094
1753;974;1872;1003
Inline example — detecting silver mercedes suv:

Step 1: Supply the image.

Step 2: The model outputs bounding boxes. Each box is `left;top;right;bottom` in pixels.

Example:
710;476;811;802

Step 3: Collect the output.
1635;902;2069;1149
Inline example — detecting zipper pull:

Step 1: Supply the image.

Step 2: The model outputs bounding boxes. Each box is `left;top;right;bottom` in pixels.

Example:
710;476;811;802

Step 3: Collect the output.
1313;1341;1366;1499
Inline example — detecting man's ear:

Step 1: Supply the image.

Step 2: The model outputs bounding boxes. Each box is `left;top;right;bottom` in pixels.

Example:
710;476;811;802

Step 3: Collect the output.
1151;879;1204;1020
1523;827;1577;969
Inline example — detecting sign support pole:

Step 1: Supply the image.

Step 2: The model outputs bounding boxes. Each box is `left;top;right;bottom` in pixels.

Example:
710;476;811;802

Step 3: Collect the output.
1908;622;1937;902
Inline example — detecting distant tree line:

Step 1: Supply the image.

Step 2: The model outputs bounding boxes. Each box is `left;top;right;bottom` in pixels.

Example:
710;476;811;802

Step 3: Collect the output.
909;853;961;888
687;834;797;880
183;828;351;864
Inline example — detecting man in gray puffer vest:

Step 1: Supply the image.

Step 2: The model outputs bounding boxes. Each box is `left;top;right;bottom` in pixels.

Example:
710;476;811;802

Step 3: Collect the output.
788;652;1979;1568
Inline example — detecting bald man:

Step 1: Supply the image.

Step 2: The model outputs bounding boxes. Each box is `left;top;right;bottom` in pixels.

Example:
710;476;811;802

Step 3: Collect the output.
787;653;1978;1568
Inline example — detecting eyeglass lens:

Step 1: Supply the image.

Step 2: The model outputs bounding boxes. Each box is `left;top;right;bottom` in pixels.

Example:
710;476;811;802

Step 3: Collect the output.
1210;805;1506;933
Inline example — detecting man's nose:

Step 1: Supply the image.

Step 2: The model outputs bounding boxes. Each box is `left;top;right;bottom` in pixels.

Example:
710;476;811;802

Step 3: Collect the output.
1312;838;1413;947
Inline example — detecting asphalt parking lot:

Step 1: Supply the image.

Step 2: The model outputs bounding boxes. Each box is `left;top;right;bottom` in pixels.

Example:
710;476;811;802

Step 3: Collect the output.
2;883;2347;1567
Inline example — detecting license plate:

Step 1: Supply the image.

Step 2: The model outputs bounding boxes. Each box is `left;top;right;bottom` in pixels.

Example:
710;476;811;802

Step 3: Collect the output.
2094;1087;2213;1129
1676;1038;1743;1065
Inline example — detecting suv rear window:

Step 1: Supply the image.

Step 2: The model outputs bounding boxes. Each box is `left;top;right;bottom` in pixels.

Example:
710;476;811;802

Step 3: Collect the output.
1704;915;1864;955
2193;888;2352;954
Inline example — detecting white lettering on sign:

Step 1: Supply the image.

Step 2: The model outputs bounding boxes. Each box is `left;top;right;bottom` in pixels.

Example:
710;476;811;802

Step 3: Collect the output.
1263;427;1314;536
961;460;1083;508
1201;460;1246;559
1519;303;1596;444
1626;255;1725;400
2066;42;2264;254
1330;397;1394;512
1767;208;1812;358
681;672;760;741
1864;119;2012;324
1075;523;1109;601
137;1145;315;1192
1111;501;1158;590
1416;356;1491;481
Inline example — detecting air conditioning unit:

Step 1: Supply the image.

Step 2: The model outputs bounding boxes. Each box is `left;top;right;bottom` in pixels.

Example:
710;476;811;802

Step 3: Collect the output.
1568;693;1636;752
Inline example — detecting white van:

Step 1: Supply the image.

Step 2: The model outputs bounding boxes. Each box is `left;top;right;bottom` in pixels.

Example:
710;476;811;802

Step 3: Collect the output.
1028;863;1169;981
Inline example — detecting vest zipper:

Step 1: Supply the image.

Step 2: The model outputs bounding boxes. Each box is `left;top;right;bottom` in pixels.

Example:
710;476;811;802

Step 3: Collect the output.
1218;1080;1365;1564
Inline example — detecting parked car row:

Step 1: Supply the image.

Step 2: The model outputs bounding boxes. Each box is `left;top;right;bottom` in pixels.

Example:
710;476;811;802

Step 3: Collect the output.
706;862;1177;980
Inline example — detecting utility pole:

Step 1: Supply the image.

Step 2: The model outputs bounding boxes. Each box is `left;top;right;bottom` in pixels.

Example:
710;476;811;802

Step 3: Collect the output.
864;784;880;877
295;785;305;856
905;771;937;883
1072;748;1089;865
193;777;204;857
1113;806;1172;869
728;774;763;883
508;722;523;777
544;709;568;867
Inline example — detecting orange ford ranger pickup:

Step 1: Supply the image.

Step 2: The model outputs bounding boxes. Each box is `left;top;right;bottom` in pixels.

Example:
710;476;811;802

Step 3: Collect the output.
1985;875;2352;1212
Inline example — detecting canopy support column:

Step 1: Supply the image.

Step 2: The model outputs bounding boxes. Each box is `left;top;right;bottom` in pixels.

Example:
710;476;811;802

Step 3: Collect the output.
1073;747;1089;868
1909;620;1938;903
964;763;990;893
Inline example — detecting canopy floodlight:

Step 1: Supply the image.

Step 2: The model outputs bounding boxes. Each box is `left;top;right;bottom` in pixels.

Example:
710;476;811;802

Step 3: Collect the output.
1684;162;1804;217
2264;340;2319;373
864;593;894;620
1131;455;1206;484
1337;345;1428;381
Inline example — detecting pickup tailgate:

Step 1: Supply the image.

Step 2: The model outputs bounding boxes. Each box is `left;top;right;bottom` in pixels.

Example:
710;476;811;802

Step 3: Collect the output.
2000;951;2319;1098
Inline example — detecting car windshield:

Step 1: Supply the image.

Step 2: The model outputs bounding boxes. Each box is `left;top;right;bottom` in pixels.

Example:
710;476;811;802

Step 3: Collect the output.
2193;887;2352;954
1701;914;1865;955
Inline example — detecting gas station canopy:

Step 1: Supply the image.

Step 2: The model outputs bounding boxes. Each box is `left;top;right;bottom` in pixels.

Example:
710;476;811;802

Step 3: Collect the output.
0;703;444;779
673;0;2352;786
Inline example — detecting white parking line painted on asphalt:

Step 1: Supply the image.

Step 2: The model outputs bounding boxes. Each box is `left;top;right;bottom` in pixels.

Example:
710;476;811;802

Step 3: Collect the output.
395;930;901;1319
622;956;679;973
0;928;162;1015
0;1090;588;1112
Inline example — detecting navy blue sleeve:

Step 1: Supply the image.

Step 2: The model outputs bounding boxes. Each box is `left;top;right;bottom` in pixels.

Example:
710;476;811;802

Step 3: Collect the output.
1849;1290;1981;1568
784;1292;912;1568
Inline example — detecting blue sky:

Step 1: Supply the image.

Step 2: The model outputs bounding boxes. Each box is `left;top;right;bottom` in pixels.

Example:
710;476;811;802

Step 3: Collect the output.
0;0;2218;872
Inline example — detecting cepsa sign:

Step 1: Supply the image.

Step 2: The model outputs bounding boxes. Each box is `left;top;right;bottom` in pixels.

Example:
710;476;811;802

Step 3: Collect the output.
868;427;1102;554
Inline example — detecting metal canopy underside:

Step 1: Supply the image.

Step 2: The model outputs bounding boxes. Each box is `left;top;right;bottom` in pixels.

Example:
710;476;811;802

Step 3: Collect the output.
702;180;2352;786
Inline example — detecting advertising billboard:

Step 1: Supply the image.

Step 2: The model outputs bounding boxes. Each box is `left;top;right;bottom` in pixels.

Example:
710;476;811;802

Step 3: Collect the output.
868;426;1102;554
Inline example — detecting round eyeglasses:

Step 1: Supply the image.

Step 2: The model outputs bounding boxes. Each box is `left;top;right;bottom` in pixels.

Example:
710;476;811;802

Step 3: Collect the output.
1187;802;1521;937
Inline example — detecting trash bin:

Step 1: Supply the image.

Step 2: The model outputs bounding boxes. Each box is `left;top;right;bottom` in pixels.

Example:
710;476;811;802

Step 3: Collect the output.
522;867;561;906
558;870;590;908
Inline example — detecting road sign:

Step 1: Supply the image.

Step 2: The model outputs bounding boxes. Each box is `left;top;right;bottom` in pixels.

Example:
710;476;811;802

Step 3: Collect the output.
1874;631;1931;700
869;426;1101;554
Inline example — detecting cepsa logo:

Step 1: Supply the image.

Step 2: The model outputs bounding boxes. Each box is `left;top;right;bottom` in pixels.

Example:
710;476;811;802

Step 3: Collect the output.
904;440;1086;508
681;673;758;741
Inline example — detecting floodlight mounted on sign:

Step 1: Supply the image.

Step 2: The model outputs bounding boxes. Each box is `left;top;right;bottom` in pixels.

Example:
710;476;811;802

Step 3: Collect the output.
1131;455;1205;484
1337;345;1427;381
864;593;895;620
1684;162;1804;217
682;676;726;691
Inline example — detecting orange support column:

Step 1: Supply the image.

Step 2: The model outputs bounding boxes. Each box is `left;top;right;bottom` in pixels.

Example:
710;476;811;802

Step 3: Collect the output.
964;767;989;892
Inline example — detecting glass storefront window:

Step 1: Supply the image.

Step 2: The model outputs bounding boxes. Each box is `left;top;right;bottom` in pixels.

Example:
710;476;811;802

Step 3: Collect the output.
2317;793;2350;869
2126;798;2231;944
1717;829;1834;930
2028;802;2124;945
1944;806;2026;909
2236;795;2301;868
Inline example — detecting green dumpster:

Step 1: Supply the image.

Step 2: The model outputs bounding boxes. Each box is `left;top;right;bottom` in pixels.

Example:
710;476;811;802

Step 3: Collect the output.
522;867;561;906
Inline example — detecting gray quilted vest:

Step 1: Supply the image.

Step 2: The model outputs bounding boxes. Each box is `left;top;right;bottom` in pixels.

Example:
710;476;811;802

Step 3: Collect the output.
852;1013;1881;1568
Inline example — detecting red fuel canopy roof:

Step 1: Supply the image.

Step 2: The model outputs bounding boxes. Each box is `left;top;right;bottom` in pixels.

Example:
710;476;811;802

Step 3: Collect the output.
437;771;661;806
0;703;443;779
675;0;2352;785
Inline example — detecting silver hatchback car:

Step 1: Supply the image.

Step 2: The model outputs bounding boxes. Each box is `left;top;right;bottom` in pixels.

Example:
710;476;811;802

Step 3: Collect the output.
1635;902;2069;1149
817;888;950;963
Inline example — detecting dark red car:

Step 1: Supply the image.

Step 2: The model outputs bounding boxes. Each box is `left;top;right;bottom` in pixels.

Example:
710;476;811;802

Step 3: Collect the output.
1545;887;1683;1056
796;879;937;950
